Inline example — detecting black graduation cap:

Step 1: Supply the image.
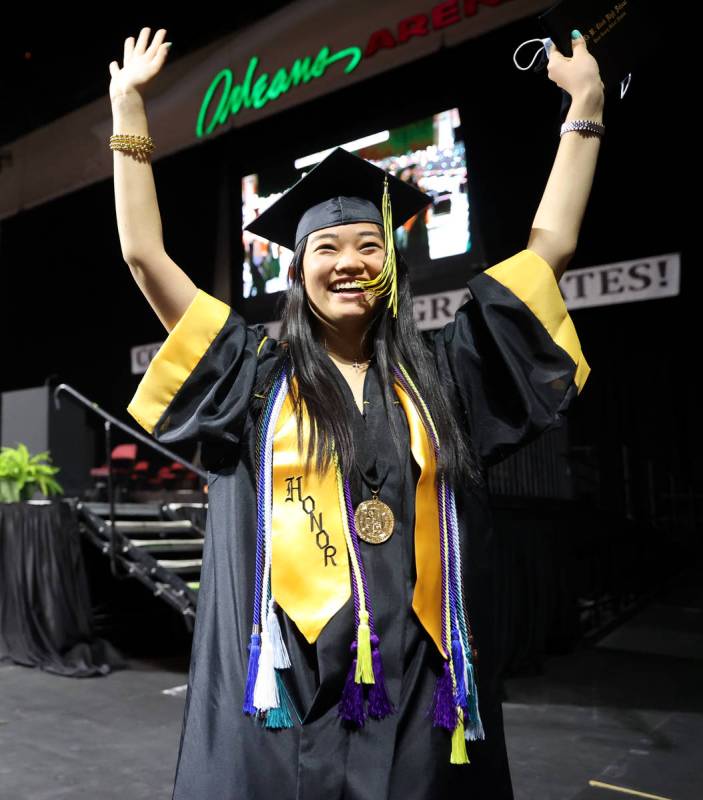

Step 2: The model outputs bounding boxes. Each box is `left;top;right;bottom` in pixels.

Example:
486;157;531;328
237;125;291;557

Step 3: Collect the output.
244;146;431;252
538;0;659;105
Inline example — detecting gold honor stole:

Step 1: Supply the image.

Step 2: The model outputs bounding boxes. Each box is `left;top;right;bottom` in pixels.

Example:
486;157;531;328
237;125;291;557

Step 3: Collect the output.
271;376;445;658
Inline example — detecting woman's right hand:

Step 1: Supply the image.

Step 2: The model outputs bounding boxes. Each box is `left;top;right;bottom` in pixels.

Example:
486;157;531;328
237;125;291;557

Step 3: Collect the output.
109;27;170;102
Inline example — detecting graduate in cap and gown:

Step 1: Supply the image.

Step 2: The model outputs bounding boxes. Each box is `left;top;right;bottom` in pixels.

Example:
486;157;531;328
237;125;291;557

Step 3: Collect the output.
127;139;595;797
112;22;605;797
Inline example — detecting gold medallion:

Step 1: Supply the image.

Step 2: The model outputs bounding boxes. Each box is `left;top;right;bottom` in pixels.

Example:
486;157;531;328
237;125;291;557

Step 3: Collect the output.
354;491;394;544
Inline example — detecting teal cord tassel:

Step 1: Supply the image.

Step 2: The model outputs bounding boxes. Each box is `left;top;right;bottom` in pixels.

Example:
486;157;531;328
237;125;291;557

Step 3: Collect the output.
264;671;298;729
463;662;485;741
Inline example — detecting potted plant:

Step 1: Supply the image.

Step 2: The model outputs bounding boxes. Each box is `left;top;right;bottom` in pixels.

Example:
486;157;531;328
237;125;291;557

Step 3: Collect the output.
0;443;63;503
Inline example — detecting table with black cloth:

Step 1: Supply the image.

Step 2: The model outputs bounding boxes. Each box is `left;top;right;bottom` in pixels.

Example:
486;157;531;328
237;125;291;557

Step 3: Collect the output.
0;498;126;676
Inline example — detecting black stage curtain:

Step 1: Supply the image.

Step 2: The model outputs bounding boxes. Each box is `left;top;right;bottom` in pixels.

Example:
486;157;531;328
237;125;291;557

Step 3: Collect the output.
0;499;126;676
489;498;666;679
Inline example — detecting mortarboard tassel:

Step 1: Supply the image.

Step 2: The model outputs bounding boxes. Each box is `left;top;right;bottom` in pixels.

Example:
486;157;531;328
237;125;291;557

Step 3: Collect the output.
356;173;399;318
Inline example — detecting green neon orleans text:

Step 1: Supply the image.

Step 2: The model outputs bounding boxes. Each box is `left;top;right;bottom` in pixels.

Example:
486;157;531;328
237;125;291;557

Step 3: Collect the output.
196;46;362;137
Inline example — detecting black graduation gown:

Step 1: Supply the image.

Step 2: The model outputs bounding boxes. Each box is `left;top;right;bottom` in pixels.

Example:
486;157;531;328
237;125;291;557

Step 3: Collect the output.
126;248;590;800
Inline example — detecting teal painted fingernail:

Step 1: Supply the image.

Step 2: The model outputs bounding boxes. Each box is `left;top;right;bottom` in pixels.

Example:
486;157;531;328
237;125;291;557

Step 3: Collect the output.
571;29;581;39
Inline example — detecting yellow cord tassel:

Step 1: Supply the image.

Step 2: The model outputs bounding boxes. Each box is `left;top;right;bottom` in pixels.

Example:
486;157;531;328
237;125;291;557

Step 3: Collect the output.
450;708;470;765
356;174;398;318
354;609;375;684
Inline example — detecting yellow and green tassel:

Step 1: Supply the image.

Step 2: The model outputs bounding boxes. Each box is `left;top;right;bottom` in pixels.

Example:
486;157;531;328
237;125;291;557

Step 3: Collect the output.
356;174;398;318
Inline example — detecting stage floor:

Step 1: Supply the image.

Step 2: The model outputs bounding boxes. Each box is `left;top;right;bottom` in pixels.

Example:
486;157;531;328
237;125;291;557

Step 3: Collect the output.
1;582;701;800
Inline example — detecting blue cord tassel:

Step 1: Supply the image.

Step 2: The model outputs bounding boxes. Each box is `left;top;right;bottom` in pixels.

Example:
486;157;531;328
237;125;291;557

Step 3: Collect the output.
451;629;468;712
243;632;261;715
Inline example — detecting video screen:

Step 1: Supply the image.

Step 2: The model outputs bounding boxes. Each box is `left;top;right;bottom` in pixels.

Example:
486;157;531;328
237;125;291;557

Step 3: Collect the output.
241;108;470;298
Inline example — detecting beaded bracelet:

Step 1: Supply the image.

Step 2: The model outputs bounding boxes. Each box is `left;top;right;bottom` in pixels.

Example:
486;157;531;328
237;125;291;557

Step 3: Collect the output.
560;119;605;138
109;134;155;155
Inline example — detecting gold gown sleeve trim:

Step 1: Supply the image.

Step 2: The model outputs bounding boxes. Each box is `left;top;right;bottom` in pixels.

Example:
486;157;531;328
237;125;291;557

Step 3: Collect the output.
484;249;591;394
126;289;231;434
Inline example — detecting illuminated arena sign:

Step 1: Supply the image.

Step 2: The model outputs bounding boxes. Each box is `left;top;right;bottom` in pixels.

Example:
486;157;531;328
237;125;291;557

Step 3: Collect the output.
196;0;515;137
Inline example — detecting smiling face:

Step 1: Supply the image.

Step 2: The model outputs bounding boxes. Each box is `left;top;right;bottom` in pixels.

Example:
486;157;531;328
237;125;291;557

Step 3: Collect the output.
293;222;386;331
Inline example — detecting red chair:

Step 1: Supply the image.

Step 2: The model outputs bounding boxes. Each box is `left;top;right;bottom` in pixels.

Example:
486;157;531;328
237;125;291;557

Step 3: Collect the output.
90;443;139;500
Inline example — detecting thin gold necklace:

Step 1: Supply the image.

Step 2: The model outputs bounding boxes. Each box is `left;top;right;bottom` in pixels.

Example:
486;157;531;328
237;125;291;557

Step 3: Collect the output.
323;338;372;371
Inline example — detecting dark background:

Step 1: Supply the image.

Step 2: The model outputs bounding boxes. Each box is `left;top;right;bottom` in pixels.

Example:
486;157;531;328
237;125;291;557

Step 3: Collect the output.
0;10;690;515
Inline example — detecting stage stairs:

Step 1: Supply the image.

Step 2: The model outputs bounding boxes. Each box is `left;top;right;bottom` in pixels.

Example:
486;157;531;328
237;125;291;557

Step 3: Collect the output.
75;500;207;632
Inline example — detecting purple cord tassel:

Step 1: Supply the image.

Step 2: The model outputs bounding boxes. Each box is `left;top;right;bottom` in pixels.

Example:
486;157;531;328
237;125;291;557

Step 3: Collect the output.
339;643;366;726
243;632;261;715
339;663;366;726
368;634;394;719
451;629;468;713
431;660;458;731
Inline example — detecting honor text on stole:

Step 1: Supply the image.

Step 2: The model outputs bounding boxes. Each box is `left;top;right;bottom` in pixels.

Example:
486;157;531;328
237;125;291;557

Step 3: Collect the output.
285;475;339;567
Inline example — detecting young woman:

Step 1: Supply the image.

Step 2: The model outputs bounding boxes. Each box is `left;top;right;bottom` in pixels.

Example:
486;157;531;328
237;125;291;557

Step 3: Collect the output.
112;26;603;800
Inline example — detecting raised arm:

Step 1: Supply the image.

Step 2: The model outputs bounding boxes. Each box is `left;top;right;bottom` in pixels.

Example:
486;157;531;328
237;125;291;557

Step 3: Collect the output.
110;26;197;332
527;32;605;281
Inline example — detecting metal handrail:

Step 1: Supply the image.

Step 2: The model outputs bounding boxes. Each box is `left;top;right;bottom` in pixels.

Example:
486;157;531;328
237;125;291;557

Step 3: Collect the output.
53;381;206;581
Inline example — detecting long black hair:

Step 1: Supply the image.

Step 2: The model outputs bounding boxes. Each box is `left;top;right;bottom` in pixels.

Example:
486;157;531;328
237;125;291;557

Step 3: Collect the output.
252;234;484;489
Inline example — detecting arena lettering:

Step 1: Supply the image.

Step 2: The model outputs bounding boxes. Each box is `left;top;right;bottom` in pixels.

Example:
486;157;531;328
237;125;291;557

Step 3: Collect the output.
364;0;516;58
196;0;517;137
197;46;362;137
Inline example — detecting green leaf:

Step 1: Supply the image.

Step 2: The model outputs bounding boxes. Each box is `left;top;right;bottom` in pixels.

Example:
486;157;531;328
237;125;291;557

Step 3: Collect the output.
0;443;64;503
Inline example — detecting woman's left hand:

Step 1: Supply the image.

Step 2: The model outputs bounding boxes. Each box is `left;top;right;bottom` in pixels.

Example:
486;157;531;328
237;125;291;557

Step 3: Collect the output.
546;30;605;99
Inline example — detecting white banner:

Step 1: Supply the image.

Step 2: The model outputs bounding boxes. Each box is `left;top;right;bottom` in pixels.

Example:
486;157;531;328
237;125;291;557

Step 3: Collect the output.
559;252;680;308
